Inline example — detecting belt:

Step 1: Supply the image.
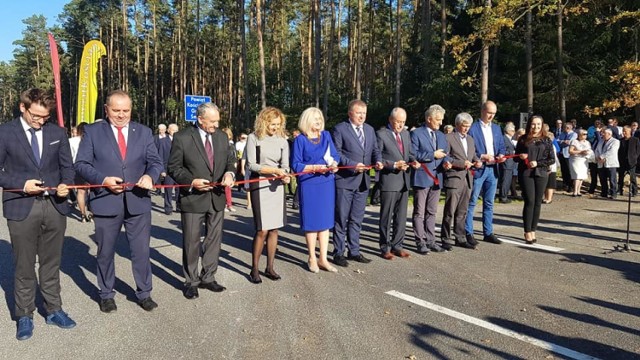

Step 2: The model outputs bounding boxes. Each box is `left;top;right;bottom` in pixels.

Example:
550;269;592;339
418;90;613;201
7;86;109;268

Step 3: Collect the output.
34;194;50;200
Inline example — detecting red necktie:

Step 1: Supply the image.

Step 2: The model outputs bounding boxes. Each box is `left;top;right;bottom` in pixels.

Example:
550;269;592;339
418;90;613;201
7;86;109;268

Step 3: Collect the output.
395;132;404;154
116;126;127;160
205;134;214;169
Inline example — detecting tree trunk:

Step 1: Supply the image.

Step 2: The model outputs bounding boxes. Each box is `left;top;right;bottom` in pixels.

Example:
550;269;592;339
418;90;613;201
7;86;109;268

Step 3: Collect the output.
257;0;267;109
355;0;363;100
240;0;251;127
480;0;491;104
323;0;336;116
526;1;534;114
440;0;446;69
313;0;321;107
394;0;402;106
557;0;566;121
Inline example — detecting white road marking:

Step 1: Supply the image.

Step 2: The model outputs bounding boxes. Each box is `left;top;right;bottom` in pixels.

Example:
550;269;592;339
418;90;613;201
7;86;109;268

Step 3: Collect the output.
386;290;601;360
404;222;565;252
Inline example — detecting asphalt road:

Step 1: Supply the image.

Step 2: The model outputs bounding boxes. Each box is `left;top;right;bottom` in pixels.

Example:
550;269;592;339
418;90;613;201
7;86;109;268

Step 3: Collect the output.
0;190;638;359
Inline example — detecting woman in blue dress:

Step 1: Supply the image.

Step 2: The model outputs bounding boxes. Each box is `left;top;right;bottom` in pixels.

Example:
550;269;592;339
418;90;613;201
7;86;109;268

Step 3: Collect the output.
292;107;340;273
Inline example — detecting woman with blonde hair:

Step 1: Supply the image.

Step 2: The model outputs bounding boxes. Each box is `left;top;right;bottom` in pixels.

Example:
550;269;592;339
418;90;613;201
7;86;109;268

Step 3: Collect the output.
245;107;291;283
291;107;340;273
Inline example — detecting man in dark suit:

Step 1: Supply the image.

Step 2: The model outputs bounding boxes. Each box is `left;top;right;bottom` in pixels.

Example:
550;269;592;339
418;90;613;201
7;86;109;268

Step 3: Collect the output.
617;125;640;196
168;102;236;299
158;123;179;214
0;88;76;340
441;113;481;249
376;108;417;259
75;90;163;313
331;99;383;267
465;100;506;245
498;122;516;203
410;104;449;254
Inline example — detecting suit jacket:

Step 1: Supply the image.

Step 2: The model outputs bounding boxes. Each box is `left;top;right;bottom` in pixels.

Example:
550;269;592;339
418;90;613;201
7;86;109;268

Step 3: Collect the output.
0;119;74;221
75;119;163;216
331;120;382;190
618;136;640;168
410;125;449;188
167;125;236;212
595;137;620;169
157;136;172;172
467;120;506;178
376;127;415;192
443;132;478;189
501;134;516;170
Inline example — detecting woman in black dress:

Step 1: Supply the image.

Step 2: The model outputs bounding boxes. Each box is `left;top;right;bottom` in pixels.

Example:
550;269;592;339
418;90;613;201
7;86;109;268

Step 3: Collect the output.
515;116;555;244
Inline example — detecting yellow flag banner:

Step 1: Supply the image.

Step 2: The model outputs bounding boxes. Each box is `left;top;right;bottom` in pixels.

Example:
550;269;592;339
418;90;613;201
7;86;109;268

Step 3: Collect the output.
76;40;107;125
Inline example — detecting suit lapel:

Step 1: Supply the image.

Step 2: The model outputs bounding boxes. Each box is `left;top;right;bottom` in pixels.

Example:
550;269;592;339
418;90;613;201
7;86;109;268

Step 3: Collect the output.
190;127;211;171
102;120;124;162
12;119;40;168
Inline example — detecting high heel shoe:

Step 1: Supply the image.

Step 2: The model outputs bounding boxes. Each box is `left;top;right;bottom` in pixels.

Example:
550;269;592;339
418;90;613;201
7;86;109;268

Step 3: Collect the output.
318;262;338;273
263;268;281;281
307;261;320;274
249;269;262;284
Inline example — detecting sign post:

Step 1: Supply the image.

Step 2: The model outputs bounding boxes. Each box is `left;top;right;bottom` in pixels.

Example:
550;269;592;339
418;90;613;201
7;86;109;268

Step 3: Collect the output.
184;95;212;122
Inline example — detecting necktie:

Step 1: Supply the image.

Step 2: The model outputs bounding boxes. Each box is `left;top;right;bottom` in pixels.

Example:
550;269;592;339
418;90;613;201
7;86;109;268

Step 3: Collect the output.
29;128;40;165
356;126;365;148
395;132;404;154
116;126;127;160
205;134;214;169
430;131;436;148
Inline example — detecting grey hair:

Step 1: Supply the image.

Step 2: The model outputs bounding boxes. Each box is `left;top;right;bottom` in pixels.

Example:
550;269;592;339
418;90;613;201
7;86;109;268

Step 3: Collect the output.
504;122;515;132
425;104;445;120
455;112;473;127
603;128;613;136
389;107;406;119
196;102;220;117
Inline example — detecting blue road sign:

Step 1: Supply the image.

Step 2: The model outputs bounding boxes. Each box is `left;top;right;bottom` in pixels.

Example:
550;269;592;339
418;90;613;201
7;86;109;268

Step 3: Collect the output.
184;95;211;122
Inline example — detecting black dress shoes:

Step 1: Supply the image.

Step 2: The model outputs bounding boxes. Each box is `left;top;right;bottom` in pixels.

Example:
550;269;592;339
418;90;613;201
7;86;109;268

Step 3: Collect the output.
440;243;453;251
428;244;445;253
455;241;476;249
465;234;479;246
347;254;372;263
99;298;117;313
184;286;199;299
483;233;502;244
416;244;429;254
333;255;349;267
199;281;226;292
138;297;158;312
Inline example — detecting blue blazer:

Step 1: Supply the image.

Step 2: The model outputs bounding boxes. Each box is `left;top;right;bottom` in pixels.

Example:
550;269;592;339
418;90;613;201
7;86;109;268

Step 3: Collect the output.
467;120;506;178
410;125;449;188
0;119;74;221
75;119;163;216
157;136;172;171
331;120;382;190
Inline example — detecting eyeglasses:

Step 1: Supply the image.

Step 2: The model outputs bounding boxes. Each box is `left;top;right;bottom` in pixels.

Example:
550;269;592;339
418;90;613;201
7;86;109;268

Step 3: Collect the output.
26;108;51;121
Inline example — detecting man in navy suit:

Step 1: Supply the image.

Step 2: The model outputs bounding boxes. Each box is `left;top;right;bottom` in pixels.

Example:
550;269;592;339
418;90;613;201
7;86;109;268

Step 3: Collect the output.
158;123;179;214
75;90;163;313
0;88;76;340
331;99;383;267
411;105;450;253
465;100;506;245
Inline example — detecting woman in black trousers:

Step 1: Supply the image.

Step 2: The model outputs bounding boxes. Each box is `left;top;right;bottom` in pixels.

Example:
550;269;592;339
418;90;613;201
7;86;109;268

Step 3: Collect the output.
515;116;555;244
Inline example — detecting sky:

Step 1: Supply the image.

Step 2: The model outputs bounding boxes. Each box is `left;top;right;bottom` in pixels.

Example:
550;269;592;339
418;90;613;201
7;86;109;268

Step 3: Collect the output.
0;1;67;62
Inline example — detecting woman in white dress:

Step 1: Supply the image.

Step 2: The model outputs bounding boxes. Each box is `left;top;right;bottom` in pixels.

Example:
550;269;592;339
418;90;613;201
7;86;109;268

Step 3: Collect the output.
568;130;592;196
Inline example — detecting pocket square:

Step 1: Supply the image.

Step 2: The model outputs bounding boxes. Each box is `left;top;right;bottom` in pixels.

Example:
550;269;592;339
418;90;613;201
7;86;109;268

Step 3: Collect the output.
49;140;60;145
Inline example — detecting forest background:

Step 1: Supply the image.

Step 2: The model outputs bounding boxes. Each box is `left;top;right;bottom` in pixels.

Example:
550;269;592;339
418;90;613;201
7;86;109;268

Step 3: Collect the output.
0;0;638;134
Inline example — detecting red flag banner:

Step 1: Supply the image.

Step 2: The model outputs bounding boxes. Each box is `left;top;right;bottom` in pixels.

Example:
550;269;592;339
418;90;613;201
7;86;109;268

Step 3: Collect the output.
47;33;64;128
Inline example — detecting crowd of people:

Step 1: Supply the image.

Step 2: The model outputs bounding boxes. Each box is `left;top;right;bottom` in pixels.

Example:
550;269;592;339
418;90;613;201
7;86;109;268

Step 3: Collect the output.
1;87;638;342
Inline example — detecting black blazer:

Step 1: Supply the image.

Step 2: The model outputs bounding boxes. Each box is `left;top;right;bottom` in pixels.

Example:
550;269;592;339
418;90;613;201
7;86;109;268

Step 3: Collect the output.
168;125;236;212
